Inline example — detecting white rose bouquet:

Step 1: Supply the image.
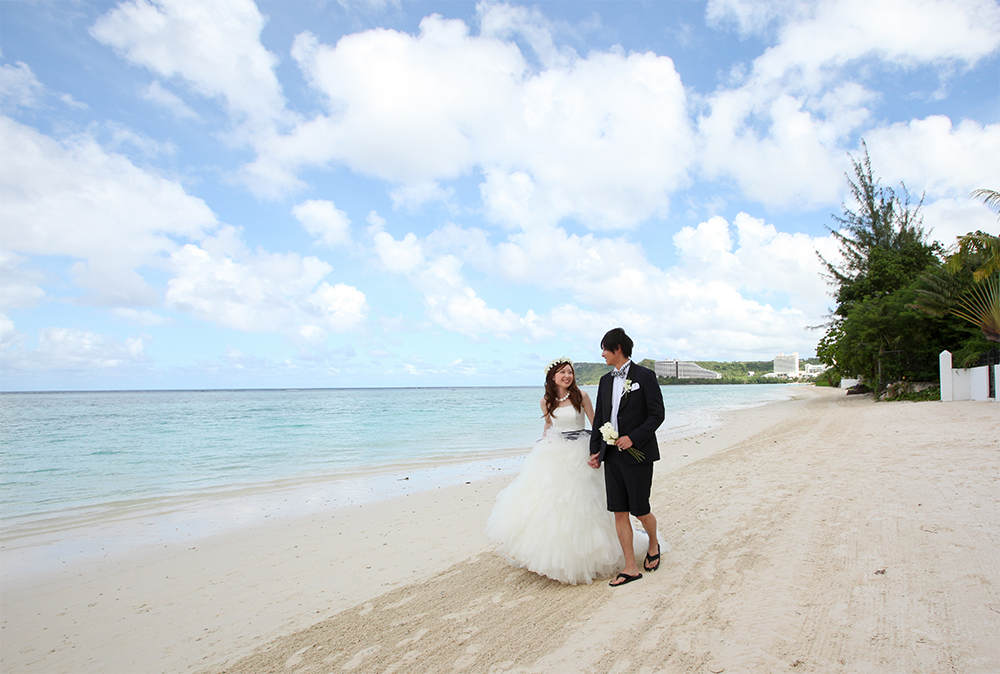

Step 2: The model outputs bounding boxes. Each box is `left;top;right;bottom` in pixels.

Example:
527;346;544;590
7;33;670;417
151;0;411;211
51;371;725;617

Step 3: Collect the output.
599;422;644;461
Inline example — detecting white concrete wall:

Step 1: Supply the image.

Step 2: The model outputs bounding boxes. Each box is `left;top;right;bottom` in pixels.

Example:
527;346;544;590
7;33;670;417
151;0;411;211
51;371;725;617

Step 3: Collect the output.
940;350;996;401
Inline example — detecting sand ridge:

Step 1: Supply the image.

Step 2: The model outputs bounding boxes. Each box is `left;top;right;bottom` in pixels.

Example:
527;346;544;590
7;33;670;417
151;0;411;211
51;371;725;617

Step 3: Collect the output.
215;389;999;674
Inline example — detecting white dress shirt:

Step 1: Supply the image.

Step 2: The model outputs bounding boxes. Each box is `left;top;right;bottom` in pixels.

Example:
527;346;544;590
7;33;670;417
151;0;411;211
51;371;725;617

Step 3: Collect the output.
610;360;631;433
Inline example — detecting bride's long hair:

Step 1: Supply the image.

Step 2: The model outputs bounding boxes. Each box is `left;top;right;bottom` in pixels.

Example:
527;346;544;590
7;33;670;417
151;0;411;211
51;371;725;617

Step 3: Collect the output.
544;361;583;417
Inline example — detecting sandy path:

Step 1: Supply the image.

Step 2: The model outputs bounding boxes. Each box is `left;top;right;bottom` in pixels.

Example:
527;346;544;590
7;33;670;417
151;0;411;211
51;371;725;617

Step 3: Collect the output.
216;390;999;674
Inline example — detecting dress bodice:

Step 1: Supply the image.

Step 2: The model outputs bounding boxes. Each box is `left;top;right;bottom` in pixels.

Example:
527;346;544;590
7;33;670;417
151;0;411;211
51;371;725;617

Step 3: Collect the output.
549;405;586;431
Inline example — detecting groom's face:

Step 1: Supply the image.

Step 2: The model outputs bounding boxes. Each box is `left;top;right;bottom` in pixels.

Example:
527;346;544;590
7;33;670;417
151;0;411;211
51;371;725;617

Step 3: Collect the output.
602;346;626;368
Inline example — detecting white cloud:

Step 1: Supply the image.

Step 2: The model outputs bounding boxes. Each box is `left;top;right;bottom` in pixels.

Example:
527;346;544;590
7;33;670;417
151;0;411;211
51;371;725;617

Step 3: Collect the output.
338;0;403;12
920;198;1000;248
90;0;288;135
0;313;18;352
389;181;455;210
245;7;692;227
767;0;1000;81
142;80;199;119
368;211;425;273
0;117;218;306
361;206;836;357
111;308;172;326
165;226;368;344
856;116;1000;244
424;287;531;339
2;327;150;371
864;117;1000;200
698;0;1000;209
292;199;352;247
674;213;838;319
0;61;45;109
0;251;46;310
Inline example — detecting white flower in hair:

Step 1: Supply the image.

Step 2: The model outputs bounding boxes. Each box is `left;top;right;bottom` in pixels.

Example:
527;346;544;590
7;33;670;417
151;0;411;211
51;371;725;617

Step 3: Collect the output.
545;357;573;374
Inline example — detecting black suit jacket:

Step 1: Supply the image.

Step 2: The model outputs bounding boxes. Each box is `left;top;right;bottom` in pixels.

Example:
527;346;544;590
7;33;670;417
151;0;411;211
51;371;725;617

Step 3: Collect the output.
589;362;665;465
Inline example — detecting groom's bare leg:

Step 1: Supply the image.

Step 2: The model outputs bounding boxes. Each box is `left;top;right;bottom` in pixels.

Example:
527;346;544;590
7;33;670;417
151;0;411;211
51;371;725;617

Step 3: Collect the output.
613;511;641;578
636;512;659;570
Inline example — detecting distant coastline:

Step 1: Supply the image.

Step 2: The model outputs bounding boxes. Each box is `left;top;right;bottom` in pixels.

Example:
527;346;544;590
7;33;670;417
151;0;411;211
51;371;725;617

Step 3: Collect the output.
573;358;824;386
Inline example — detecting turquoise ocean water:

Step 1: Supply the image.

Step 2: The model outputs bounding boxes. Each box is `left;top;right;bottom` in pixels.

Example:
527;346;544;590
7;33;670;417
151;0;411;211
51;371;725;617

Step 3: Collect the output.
1;384;798;535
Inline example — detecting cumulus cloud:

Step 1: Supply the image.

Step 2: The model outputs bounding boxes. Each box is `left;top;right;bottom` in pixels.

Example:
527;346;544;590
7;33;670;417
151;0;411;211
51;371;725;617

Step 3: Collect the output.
0;61;45;109
0;251;46;310
0;117;218;306
292;199;352;247
2;327;150;371
698;0;1000;209
362;207;837;357
90;0;288;136
243;6;693;227
368;211;425;274
857;116;1000;244
165;225;368;344
142;80;199;119
0;313;18;352
864;117;1000;200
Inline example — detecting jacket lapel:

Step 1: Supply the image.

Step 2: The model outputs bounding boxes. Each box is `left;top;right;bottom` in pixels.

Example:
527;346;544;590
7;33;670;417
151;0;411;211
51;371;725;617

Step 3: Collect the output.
601;372;614;419
616;362;633;415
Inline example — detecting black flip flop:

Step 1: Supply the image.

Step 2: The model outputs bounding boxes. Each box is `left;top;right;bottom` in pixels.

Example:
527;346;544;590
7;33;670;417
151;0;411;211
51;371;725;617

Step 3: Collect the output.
644;546;661;572
609;572;642;587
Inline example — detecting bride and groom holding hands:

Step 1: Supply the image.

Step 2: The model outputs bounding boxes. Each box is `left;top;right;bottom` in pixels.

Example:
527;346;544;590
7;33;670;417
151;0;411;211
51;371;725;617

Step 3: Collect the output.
486;328;665;587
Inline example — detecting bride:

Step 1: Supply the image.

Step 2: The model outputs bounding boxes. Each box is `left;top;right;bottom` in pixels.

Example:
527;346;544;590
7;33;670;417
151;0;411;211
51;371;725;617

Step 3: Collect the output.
486;357;647;585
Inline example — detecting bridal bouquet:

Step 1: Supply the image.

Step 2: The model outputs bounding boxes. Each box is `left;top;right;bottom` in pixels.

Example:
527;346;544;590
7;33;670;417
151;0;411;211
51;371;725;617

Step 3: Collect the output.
599;422;644;462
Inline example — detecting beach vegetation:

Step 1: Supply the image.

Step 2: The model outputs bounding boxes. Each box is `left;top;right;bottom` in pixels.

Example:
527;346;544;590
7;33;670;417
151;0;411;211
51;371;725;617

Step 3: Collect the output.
911;191;999;366
883;385;941;402
812;369;841;388
816;143;962;393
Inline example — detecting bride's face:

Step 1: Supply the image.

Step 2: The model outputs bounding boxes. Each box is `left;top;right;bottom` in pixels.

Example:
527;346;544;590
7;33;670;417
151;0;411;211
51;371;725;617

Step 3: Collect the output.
553;364;575;389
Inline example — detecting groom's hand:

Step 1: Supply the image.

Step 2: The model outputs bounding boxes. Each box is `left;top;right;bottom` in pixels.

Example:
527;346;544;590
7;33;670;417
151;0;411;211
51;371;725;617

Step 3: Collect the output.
616;435;633;450
588;453;601;469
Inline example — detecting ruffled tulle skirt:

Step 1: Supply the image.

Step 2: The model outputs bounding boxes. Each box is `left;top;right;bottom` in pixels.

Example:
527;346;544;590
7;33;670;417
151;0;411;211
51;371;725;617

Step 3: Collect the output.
486;430;648;585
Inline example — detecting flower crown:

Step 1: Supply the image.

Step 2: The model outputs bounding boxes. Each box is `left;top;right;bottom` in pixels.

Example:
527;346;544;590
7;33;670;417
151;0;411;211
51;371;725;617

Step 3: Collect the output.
545;357;573;374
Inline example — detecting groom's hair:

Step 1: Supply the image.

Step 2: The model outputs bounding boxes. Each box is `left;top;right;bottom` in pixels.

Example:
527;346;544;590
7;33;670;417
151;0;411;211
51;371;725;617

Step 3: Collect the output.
601;328;633;358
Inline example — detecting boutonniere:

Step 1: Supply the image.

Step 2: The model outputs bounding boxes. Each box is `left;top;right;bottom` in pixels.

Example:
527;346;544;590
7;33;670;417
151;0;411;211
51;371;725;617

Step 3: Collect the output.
621;379;639;400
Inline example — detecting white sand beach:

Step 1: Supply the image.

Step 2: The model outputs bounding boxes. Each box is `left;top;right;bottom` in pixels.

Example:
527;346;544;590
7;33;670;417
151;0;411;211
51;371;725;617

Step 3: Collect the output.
2;386;997;673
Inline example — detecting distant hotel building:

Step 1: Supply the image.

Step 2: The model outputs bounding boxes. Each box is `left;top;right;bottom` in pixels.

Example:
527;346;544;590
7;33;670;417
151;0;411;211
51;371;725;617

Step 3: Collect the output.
655;360;722;379
773;352;799;377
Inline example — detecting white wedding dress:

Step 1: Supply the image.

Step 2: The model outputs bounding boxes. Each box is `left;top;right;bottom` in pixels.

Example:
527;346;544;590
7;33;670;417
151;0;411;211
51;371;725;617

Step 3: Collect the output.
486;405;648;585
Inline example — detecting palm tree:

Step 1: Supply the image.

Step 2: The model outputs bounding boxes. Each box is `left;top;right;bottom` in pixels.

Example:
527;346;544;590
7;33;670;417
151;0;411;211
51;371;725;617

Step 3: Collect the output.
951;273;999;342
948;189;1000;342
913;189;1000;344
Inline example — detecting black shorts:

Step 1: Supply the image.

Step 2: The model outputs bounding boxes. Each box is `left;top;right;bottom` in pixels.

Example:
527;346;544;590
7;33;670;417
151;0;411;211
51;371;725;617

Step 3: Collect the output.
604;452;653;517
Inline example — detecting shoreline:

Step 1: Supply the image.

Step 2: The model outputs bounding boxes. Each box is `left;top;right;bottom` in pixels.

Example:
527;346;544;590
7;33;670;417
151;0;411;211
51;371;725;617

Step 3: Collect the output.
1;388;822;673
1;385;808;581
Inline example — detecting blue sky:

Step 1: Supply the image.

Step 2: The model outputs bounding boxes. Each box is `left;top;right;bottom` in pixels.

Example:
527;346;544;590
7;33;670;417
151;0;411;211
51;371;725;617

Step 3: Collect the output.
1;0;998;391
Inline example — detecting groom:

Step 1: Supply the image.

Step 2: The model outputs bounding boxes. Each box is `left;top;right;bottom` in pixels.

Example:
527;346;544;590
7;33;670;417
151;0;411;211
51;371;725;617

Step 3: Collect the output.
588;327;665;586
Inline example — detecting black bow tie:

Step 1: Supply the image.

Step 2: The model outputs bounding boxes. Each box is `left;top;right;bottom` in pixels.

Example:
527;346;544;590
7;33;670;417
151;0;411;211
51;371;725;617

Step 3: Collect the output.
613;368;627;379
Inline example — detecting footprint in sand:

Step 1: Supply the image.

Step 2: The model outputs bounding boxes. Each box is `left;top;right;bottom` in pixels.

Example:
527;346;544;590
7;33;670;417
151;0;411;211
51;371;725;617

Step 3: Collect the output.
394;628;429;648
453;643;483;670
284;645;311;667
383;650;420;674
342;645;380;670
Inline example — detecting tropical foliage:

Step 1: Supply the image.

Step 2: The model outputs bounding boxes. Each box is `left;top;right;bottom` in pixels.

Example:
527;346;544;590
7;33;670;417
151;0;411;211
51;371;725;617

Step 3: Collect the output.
913;229;999;347
815;144;968;391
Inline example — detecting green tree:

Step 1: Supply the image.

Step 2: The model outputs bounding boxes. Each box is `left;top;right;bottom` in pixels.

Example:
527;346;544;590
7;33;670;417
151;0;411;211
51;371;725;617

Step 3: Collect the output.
816;143;947;391
913;225;999;350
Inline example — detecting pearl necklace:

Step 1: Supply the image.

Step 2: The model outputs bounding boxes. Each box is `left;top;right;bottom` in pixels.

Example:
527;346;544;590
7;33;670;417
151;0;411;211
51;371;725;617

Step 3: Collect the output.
556;392;570;402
